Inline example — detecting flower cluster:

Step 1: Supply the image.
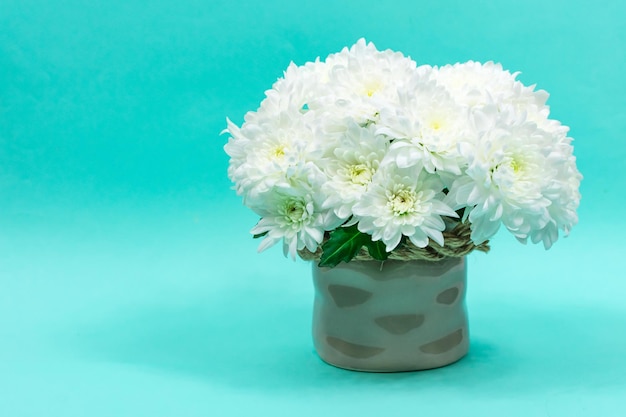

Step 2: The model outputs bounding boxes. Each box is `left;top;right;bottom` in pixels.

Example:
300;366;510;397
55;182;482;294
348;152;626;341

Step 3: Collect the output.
224;39;581;264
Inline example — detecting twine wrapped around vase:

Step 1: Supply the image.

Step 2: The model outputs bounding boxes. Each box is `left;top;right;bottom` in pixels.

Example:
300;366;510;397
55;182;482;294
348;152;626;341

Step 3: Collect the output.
299;221;490;263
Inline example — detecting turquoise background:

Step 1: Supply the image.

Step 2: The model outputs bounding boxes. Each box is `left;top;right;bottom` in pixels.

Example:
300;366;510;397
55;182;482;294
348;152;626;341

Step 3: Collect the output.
1;0;625;416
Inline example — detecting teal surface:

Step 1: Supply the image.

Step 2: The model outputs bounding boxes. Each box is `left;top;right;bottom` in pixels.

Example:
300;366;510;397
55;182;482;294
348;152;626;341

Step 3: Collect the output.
1;1;625;416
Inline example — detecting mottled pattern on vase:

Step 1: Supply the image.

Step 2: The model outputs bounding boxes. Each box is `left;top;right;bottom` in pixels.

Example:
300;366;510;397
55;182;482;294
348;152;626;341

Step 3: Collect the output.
312;258;469;372
375;314;425;335
419;329;464;354
327;284;373;308
326;336;385;359
436;287;460;305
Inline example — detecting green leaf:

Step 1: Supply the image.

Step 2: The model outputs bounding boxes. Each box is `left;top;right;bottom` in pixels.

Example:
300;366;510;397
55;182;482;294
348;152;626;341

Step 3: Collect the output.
319;225;370;268
365;239;389;261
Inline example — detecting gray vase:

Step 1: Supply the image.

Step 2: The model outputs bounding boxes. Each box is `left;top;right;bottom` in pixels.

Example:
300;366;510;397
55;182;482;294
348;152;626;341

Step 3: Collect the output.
311;257;469;372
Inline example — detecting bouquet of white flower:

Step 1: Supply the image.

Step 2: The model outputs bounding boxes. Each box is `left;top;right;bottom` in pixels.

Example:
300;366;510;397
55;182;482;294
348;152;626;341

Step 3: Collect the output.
224;39;581;268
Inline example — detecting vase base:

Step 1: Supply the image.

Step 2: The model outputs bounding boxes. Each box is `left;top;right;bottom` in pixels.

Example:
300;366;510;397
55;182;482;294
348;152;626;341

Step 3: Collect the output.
316;351;468;373
314;338;469;373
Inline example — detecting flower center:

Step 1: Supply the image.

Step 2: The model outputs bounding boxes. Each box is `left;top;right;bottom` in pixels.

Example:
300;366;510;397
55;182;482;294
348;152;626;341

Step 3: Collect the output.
282;199;308;224
510;158;522;173
271;145;286;159
362;80;382;98
387;189;417;216
430;120;442;131
348;164;373;185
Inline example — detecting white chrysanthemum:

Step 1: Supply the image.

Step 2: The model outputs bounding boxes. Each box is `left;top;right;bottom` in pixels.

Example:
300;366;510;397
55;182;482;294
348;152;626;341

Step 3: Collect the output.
447;106;581;247
250;181;341;260
353;164;459;251
435;62;570;143
378;78;473;175
317;38;417;125
526;143;581;248
224;108;325;203
435;61;548;111
437;61;574;139
248;60;329;125
321;123;389;220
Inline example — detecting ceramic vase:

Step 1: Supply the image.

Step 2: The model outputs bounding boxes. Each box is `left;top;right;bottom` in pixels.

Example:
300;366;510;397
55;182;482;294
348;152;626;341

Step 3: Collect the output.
311;257;469;372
